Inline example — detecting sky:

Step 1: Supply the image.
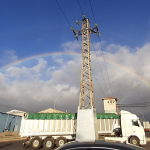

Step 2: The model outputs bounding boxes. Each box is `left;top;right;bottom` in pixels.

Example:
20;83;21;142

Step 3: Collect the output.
0;0;150;120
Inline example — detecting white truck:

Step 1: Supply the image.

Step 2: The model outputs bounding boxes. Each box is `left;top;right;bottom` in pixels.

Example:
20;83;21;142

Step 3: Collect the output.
21;112;119;149
21;110;146;149
105;110;146;146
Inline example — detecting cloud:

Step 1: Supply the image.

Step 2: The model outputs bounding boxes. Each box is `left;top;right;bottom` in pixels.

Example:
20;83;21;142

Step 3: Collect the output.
5;58;47;79
54;58;64;65
0;42;150;119
0;50;18;65
46;66;56;76
32;58;47;73
61;41;81;53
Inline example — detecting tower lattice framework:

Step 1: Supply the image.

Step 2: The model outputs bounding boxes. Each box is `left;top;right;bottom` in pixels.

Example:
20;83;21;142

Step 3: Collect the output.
73;17;99;110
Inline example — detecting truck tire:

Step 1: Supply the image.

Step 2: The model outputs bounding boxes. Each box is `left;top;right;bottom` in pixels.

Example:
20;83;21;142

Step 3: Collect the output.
30;137;42;149
130;137;140;146
56;137;67;148
44;138;54;149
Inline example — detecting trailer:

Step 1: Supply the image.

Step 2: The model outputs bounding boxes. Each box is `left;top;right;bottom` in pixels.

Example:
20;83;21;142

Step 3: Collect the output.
21;113;119;149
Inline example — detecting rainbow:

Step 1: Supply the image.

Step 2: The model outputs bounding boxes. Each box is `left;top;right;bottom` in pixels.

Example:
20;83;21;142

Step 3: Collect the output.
0;51;150;88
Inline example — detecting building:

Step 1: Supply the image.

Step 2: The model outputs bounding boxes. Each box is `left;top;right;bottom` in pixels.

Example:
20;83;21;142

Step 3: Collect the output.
7;109;26;116
38;108;65;113
0;112;22;132
102;97;118;114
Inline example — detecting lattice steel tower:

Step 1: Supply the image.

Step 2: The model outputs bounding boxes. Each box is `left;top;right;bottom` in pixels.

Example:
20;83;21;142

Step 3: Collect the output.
72;15;99;110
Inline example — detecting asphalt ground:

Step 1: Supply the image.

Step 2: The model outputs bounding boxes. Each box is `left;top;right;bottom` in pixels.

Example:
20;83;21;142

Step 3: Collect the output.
0;132;150;150
0;140;150;150
145;132;150;138
0;140;56;150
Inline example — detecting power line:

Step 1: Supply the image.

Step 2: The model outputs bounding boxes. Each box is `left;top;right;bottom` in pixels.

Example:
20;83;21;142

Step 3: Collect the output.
117;102;150;106
118;105;150;107
99;36;114;97
55;0;81;44
88;0;96;23
121;102;150;105
92;71;106;97
88;0;113;97
117;103;150;107
118;105;147;107
76;0;84;15
91;37;109;96
0;102;35;113
76;0;84;21
56;0;105;97
55;0;72;27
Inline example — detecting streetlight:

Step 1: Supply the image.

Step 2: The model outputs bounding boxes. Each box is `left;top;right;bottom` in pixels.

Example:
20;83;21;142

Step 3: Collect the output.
139;111;145;126
139;111;145;121
54;96;62;110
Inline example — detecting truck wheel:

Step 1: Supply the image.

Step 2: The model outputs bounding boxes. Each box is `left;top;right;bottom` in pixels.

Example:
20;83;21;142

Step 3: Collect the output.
56;137;67;147
30;137;42;149
130;137;140;146
44;138;54;149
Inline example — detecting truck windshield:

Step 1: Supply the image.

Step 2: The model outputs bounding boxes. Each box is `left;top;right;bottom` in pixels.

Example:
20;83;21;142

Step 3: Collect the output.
132;120;139;127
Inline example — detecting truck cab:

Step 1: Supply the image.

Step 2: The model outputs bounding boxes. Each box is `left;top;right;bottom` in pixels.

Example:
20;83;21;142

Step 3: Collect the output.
105;110;146;146
120;110;146;145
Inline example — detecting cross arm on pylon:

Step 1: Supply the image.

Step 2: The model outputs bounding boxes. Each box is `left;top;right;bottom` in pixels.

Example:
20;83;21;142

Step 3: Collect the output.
72;24;100;40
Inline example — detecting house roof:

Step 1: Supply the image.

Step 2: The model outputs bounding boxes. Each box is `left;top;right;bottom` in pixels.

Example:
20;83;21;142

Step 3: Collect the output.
102;97;117;101
38;108;65;113
6;109;26;116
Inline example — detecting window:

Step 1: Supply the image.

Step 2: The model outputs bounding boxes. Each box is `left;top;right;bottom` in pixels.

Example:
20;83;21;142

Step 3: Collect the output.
132;120;139;127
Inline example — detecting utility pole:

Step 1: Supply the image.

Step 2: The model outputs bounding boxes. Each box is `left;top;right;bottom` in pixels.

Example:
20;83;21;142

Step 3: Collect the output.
72;15;99;110
72;15;100;142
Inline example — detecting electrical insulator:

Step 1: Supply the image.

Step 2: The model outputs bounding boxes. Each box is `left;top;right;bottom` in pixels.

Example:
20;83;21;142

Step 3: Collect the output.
75;35;78;40
71;27;74;31
82;14;86;19
76;21;79;25
95;23;98;28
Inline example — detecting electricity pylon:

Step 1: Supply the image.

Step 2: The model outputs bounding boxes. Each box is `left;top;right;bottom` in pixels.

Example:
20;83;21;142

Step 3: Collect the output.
72;15;100;110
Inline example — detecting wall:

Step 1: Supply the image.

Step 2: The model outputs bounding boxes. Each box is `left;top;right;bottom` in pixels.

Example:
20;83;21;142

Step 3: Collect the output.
103;99;117;113
0;112;22;132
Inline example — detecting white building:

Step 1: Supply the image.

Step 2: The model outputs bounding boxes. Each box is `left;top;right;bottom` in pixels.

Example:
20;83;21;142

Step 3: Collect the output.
102;97;118;114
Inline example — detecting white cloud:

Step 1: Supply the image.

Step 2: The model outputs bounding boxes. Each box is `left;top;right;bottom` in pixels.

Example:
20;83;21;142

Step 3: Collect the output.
61;41;81;53
32;58;47;73
0;50;18;65
54;58;64;64
1;42;150;118
6;58;47;79
46;66;56;76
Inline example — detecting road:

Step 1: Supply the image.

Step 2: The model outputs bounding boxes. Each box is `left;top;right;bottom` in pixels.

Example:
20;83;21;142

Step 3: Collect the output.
0;135;150;150
0;140;56;150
